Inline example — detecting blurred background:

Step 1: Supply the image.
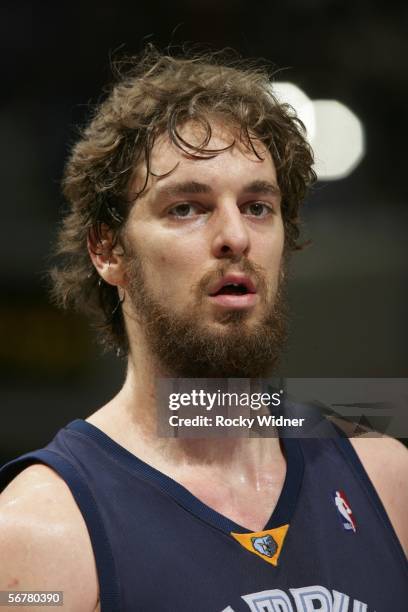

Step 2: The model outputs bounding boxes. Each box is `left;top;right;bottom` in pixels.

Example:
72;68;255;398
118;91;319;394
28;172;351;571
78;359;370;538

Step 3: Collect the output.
1;0;407;461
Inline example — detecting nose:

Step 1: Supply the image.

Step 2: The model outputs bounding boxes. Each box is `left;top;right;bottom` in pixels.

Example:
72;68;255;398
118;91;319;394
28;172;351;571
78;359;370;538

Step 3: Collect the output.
211;202;250;260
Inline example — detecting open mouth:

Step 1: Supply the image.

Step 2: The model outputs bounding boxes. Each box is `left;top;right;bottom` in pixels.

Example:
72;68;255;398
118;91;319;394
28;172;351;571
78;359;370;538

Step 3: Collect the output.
209;275;256;296
208;276;258;309
213;283;251;296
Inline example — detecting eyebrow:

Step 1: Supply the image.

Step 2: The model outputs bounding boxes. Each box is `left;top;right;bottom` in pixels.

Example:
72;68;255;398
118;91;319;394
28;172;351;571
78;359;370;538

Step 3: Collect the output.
242;180;281;198
150;179;281;200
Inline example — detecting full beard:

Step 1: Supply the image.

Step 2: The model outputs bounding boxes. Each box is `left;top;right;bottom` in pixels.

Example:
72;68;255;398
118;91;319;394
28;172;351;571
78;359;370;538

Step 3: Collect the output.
125;253;288;378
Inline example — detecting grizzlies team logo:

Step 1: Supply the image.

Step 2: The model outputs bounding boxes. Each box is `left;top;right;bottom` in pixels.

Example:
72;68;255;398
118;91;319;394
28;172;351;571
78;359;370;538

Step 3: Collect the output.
231;524;289;567
251;534;278;558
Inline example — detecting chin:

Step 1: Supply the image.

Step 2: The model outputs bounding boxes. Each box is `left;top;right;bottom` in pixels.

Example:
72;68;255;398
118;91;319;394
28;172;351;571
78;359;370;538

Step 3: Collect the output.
209;309;261;328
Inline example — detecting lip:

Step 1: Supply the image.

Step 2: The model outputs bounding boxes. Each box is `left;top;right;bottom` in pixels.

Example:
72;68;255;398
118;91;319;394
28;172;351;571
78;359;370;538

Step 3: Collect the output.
208;274;258;310
208;274;257;297
208;293;259;309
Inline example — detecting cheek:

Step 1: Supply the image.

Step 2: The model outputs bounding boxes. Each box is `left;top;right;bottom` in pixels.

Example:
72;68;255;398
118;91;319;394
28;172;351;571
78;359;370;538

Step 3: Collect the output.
153;243;198;271
163;225;207;262
141;238;204;297
254;228;284;268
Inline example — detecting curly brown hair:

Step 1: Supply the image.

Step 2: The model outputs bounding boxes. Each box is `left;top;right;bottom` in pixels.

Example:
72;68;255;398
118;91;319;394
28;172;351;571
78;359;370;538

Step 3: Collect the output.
50;45;316;355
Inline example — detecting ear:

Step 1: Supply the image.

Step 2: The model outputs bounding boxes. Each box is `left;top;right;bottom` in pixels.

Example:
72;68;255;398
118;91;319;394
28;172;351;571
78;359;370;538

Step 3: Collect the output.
87;223;126;287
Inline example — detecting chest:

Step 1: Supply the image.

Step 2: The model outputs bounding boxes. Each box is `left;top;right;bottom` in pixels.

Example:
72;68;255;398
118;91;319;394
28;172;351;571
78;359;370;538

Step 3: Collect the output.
176;474;285;532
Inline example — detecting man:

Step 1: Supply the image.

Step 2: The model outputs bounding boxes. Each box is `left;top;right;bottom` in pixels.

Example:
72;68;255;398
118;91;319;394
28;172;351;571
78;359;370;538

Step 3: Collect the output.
1;48;407;611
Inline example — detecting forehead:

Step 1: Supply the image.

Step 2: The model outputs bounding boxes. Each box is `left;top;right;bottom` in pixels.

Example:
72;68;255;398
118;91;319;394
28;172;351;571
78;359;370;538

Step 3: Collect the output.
132;119;278;195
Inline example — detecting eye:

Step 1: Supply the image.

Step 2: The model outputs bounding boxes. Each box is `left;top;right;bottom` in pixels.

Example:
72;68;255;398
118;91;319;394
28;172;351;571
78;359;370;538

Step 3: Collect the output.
168;203;203;218
241;202;274;218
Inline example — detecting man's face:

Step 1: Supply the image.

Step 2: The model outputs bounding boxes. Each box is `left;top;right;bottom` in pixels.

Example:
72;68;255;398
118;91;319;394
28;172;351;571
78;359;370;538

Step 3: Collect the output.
121;121;287;377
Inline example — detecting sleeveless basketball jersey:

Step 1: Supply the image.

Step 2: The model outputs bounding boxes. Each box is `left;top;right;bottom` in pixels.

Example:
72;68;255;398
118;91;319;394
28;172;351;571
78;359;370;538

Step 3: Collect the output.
1;417;407;611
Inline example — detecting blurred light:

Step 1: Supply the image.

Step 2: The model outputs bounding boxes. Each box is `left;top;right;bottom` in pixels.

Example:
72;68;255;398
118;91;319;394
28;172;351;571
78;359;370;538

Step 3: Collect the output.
309;100;365;180
271;82;316;139
272;82;365;181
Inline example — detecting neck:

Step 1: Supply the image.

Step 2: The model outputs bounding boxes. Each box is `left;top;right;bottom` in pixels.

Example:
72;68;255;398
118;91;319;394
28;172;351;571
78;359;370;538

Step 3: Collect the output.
94;353;284;485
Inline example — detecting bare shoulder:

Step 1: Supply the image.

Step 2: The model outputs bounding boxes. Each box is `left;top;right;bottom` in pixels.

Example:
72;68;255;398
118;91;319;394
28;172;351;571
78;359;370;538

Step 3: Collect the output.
0;464;100;612
350;435;408;555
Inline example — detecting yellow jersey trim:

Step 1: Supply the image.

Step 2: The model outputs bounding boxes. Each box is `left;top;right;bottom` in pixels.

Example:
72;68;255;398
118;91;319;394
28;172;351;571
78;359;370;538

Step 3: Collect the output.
230;524;289;566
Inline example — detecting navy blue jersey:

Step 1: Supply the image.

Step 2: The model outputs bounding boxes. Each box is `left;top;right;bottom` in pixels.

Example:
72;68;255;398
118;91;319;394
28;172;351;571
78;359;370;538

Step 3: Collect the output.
1;418;407;611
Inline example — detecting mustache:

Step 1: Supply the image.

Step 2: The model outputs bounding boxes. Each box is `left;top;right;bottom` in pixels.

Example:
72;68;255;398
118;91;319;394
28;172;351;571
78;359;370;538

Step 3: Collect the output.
194;258;268;299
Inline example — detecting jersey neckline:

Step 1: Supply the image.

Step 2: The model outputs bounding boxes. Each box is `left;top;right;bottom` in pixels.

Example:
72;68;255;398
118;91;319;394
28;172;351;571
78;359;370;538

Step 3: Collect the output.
65;418;304;536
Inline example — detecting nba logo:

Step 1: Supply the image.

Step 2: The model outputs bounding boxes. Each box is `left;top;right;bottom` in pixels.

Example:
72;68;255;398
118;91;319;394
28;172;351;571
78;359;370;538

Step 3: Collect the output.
333;490;357;532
